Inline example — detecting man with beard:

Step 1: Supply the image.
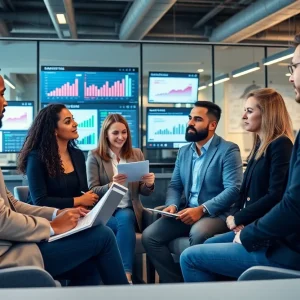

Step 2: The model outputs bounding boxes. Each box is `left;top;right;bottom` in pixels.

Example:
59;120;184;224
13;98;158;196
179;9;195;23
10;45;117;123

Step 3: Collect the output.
0;75;128;285
142;101;243;283
178;35;300;282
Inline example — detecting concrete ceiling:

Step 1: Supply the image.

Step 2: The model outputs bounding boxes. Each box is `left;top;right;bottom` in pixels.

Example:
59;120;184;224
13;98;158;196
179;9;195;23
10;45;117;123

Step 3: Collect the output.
0;0;299;45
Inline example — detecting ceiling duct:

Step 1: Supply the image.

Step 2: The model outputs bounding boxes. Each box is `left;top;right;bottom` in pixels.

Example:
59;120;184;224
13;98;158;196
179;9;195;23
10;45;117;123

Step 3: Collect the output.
210;0;300;43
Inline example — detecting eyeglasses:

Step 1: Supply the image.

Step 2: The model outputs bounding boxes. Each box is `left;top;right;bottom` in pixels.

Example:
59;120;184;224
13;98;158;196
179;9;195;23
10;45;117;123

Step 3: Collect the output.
288;62;300;75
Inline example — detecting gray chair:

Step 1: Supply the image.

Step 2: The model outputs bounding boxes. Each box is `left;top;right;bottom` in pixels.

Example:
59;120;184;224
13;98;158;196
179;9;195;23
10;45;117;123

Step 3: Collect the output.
238;266;300;281
14;185;29;203
0;266;60;288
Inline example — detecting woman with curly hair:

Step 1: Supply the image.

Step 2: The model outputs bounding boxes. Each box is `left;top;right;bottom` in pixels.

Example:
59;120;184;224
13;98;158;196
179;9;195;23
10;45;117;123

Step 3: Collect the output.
18;103;99;209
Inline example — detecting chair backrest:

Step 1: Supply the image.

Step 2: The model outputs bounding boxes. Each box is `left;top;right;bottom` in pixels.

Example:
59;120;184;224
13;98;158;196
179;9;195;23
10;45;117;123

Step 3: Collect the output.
0;266;59;288
13;186;29;203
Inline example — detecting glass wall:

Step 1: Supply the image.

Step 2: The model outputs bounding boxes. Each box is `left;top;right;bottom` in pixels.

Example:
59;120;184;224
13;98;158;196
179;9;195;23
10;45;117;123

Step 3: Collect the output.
214;46;265;160
0;39;291;168
0;40;37;167
267;47;300;135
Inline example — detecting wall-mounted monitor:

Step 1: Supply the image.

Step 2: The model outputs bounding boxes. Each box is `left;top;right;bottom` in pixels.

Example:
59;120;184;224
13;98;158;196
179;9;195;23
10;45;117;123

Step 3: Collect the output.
40;66;139;104
148;72;199;104
146;107;190;149
0;101;34;153
42;103;139;151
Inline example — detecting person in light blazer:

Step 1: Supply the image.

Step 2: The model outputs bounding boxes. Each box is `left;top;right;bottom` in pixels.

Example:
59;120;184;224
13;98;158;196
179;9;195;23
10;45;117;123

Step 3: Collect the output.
0;76;128;286
86;113;155;284
180;88;294;282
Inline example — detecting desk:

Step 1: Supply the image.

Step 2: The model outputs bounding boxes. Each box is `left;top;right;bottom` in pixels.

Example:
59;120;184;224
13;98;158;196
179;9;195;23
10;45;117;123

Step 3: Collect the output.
0;279;299;300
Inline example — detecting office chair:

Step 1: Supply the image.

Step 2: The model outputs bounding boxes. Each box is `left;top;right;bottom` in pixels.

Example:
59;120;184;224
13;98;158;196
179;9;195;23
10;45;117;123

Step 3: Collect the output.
238;266;300;281
0;266;60;288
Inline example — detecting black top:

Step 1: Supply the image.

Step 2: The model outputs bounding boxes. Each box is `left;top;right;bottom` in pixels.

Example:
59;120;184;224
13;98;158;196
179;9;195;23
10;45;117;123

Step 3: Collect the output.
233;136;293;226
62;171;81;198
26;147;89;209
241;133;300;270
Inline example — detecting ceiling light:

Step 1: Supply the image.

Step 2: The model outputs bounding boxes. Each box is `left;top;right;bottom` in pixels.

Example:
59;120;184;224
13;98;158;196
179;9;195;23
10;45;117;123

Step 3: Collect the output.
262;48;294;66
208;74;230;86
4;75;15;89
198;85;207;90
56;13;67;24
232;62;260;78
286;73;291;76
197;69;204;73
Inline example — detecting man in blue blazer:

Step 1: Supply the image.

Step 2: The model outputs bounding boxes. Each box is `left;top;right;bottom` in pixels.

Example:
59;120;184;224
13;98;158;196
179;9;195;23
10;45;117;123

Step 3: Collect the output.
142;101;243;283
179;35;300;282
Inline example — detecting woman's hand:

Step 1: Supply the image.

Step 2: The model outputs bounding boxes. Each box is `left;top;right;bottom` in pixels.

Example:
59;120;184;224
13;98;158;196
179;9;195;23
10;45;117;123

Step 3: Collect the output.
74;190;99;207
142;172;155;187
112;173;127;186
226;215;236;230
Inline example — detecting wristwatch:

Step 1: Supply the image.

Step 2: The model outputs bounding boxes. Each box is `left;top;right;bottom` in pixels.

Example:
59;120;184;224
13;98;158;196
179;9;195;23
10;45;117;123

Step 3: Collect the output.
202;206;208;214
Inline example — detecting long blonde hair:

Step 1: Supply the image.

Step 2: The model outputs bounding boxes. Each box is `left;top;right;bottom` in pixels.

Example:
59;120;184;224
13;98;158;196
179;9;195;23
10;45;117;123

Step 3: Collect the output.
247;88;294;160
94;114;133;162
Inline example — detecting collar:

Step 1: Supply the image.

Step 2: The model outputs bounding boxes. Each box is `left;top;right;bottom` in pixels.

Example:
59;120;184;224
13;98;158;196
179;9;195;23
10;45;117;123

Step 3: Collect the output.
190;134;214;155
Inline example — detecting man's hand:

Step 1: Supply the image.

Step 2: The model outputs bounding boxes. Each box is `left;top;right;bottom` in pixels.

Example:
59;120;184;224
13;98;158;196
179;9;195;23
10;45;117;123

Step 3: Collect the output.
177;206;205;225
50;207;89;235
162;205;177;217
226;215;236;230
233;230;242;244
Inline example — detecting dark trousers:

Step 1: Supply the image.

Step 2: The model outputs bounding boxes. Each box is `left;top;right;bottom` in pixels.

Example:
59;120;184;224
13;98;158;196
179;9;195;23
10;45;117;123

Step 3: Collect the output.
142;216;228;283
38;225;128;286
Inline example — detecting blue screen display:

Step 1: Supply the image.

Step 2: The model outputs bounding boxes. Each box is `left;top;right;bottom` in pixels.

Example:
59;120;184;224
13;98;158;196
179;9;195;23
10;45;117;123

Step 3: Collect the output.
146;107;190;149
42;103;139;151
41;66;139;104
0;101;34;153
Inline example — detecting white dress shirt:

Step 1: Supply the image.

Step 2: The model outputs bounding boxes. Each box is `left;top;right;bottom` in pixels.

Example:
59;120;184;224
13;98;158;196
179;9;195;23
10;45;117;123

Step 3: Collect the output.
109;148;132;209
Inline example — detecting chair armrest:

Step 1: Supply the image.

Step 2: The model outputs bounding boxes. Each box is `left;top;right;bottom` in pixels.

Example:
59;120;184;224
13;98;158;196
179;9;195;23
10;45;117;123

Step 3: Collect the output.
238;266;300;281
0;266;59;288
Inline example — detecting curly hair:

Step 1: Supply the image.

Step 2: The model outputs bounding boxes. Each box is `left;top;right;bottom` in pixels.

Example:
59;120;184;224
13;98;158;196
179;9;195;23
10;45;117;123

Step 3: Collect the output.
18;104;77;178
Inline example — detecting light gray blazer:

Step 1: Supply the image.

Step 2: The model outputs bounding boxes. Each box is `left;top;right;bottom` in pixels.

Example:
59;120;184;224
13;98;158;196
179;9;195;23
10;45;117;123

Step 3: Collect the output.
0;169;55;269
86;148;154;232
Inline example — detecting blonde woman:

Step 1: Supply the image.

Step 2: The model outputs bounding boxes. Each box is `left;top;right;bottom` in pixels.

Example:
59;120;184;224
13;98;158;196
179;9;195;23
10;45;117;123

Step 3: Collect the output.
180;88;294;282
86;114;155;284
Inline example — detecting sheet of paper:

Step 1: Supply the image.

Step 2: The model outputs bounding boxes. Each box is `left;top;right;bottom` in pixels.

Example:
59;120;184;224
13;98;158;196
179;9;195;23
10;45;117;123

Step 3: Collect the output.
117;160;149;182
146;208;179;218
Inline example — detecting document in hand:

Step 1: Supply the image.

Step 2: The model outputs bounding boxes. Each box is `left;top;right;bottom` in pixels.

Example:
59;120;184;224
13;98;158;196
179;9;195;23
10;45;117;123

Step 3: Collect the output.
146;208;179;218
48;183;128;242
117;160;149;182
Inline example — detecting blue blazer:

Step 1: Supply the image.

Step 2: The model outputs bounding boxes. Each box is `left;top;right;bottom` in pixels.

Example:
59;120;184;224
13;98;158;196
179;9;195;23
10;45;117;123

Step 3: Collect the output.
165;134;243;220
241;133;300;270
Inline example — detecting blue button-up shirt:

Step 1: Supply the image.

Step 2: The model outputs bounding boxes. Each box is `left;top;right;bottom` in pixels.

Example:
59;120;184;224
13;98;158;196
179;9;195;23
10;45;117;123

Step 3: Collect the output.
188;136;214;208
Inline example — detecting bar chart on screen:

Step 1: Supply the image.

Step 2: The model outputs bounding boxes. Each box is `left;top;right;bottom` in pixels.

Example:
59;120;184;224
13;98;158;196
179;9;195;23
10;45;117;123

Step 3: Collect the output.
84;71;138;103
1;106;33;130
147;115;187;142
69;109;98;151
41;71;83;102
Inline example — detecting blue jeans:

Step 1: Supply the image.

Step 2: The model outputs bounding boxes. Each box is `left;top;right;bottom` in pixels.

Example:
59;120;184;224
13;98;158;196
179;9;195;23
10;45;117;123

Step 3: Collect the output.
180;231;283;282
106;207;136;274
38;225;128;285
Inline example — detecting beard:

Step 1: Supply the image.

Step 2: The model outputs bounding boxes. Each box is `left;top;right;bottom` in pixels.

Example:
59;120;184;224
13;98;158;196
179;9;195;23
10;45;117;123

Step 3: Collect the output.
185;124;209;142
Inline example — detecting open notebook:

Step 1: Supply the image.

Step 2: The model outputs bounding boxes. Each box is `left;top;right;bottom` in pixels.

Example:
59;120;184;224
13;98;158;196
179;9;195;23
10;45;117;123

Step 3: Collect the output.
49;183;128;242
